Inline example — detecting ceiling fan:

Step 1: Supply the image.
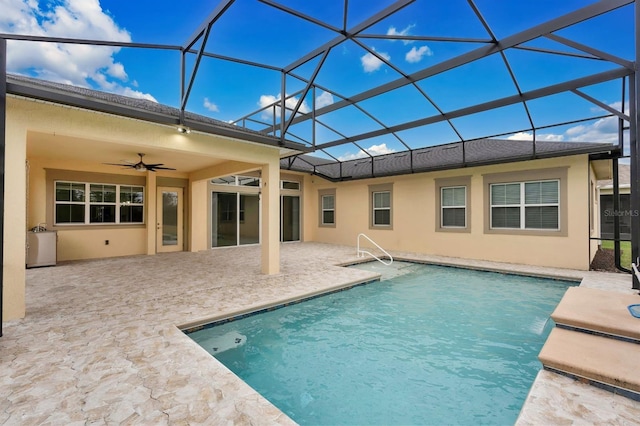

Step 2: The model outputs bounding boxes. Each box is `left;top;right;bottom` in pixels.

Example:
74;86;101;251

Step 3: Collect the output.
104;153;176;172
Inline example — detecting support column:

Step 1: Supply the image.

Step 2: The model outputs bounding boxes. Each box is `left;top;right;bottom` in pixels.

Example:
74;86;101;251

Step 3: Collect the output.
261;160;280;274
190;179;209;252
3;108;26;321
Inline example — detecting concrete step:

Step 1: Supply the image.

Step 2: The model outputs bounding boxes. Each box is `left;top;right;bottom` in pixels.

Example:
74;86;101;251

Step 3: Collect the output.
551;286;640;343
539;327;640;400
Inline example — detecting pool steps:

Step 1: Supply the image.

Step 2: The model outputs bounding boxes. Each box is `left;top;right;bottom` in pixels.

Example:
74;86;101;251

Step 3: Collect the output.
538;287;640;401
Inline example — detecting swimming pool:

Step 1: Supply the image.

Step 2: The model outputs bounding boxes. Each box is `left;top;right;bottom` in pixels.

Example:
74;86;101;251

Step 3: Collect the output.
187;262;575;425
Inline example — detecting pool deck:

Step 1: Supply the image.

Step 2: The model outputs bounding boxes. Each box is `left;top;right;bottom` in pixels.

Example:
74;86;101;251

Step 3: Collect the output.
2;242;640;425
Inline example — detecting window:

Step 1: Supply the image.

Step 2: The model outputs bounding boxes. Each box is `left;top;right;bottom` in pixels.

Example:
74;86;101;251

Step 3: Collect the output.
322;195;335;225
435;176;470;233
490;180;559;230
369;183;393;229
441;186;466;228
318;188;336;228
373;191;391;226
55;181;144;225
281;180;301;190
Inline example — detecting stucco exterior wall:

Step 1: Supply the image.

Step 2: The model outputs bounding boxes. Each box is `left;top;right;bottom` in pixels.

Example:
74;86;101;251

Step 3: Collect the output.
302;155;593;270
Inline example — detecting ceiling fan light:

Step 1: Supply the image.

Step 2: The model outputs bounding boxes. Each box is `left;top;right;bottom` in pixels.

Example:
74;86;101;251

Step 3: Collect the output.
134;163;147;171
177;125;191;134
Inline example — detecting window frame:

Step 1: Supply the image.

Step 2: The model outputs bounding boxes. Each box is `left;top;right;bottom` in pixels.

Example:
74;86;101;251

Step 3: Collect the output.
483;168;568;237
369;183;393;229
54;180;145;226
318;189;336;227
441;186;467;228
489;180;560;231
435;176;471;233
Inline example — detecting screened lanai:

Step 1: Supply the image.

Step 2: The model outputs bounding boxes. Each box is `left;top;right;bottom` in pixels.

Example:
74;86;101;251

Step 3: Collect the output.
1;0;639;327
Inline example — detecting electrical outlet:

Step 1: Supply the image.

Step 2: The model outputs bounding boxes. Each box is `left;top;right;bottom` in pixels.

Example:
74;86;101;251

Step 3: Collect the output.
105;240;109;245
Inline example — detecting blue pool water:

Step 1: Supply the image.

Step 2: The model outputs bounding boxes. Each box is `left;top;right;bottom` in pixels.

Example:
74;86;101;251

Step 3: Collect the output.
188;262;575;425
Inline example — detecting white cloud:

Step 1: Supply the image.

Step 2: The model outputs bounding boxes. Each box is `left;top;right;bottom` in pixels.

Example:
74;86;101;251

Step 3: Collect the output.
1;0;156;101
387;24;415;45
507;113;621;144
338;143;396;161
315;91;334;108
361;48;390;73
405;45;432;63
507;131;564;142
565;116;619;143
258;93;311;120
204;97;219;112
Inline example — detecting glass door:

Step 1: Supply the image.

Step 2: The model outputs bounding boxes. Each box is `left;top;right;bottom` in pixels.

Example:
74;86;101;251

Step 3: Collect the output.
156;187;183;252
212;192;260;247
212;192;237;247
281;195;300;242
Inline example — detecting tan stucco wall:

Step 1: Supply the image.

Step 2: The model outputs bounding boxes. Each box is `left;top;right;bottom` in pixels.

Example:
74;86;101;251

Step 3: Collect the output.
302;155;593;270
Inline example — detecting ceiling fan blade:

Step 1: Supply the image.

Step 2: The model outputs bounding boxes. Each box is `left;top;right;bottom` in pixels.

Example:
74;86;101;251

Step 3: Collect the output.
148;166;176;171
103;162;135;168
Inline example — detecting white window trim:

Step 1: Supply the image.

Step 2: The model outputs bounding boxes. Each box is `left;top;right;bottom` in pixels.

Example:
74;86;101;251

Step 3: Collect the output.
321;194;335;225
281;180;301;191
54;181;144;225
489;179;560;231
372;191;391;226
440;186;467;228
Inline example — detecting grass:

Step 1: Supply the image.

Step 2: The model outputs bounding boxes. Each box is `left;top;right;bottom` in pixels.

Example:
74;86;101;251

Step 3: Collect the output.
600;240;632;270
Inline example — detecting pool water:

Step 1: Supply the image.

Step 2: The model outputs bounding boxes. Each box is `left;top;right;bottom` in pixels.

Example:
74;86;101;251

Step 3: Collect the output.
188;262;574;425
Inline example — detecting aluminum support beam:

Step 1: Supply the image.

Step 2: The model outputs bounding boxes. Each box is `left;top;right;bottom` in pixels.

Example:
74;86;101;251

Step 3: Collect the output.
316;67;631;150
272;0;632;132
0;38;5;336
631;0;640;290
182;0;235;51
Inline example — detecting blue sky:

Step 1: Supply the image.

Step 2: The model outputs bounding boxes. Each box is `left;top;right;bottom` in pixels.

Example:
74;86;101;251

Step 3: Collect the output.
1;0;634;161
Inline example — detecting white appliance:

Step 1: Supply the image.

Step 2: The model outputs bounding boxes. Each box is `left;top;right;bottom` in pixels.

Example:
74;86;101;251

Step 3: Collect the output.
26;231;57;268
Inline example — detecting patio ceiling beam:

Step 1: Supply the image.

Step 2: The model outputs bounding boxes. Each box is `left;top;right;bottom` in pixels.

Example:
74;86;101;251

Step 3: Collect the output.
315;67;632;150
270;0;632;131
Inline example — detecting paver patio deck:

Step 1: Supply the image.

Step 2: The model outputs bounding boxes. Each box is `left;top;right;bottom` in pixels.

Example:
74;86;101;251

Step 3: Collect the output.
1;242;639;424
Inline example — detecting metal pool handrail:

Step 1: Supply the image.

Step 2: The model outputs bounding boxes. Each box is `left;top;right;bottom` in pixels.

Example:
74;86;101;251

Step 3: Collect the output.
357;233;393;266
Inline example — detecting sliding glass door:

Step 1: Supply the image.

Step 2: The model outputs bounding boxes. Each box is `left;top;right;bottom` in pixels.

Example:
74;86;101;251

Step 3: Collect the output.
212;192;260;247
